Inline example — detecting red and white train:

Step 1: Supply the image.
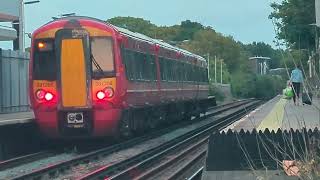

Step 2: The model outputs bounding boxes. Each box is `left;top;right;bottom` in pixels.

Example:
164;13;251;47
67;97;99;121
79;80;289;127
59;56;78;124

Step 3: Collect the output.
29;16;214;139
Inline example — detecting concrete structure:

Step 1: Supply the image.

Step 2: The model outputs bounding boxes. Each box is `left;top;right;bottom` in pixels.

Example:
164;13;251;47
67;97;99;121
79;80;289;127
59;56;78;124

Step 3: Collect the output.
225;95;320;132
0;112;33;126
0;0;39;51
0;0;21;50
249;56;271;75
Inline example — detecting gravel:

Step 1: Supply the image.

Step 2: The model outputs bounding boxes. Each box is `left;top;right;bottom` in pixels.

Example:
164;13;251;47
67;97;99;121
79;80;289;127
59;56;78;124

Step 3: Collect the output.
56;113;226;180
0;105;242;180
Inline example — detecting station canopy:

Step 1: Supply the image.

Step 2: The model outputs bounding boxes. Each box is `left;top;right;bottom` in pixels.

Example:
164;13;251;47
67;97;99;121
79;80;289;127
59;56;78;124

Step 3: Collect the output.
0;0;20;41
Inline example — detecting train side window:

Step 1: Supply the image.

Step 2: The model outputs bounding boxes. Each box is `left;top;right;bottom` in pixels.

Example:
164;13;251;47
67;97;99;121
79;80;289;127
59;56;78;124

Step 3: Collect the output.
159;57;166;81
172;60;177;81
167;59;173;81
128;50;136;80
122;48;134;81
150;55;157;81
187;64;191;82
134;52;142;80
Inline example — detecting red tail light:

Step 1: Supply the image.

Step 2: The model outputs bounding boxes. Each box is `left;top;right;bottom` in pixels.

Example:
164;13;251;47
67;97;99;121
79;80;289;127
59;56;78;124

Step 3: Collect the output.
96;91;106;100
96;87;114;100
44;92;54;101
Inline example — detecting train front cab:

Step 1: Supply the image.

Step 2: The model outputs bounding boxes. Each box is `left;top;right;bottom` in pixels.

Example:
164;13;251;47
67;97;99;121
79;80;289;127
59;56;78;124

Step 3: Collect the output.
30;19;123;139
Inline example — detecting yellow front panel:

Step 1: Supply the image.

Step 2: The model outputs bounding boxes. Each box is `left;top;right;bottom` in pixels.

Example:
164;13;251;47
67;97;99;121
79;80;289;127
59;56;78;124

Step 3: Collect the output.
61;39;87;107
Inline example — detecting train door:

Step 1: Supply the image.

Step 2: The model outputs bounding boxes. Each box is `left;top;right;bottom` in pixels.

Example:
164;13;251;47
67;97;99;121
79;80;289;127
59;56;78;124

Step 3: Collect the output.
55;29;92;109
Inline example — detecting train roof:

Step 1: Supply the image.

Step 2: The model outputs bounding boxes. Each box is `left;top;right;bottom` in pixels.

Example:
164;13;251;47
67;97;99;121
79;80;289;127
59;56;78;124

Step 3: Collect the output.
41;16;207;63
113;26;207;62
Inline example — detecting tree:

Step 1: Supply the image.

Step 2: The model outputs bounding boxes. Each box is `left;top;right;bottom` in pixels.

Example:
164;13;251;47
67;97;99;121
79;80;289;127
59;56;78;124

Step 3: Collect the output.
242;42;282;69
174;20;204;41
107;16;157;37
269;0;317;50
180;28;242;72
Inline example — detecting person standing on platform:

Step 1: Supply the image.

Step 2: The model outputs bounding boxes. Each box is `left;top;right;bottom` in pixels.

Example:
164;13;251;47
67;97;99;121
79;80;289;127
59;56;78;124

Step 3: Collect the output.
290;65;304;105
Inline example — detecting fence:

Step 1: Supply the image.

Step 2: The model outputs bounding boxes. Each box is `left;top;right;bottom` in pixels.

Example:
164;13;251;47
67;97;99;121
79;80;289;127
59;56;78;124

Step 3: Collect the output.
0;49;30;113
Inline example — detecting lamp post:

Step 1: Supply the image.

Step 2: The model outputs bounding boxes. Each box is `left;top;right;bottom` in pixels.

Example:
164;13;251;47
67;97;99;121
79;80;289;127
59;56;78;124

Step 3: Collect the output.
207;53;210;82
17;0;40;52
221;59;223;84
215;56;217;83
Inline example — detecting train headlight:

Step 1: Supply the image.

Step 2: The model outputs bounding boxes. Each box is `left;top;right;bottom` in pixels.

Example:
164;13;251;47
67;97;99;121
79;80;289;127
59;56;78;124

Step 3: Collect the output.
37;42;53;52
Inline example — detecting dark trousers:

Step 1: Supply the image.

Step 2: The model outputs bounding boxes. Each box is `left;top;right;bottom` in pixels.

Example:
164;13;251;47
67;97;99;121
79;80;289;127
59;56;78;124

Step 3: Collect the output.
292;82;301;103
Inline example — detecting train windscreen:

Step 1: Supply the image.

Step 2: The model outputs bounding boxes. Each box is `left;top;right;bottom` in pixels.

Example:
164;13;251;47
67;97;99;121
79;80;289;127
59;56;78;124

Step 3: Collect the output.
90;37;115;78
33;40;57;80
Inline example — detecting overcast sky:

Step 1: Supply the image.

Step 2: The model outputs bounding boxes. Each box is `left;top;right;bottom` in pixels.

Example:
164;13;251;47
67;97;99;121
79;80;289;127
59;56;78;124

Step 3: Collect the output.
0;0;282;49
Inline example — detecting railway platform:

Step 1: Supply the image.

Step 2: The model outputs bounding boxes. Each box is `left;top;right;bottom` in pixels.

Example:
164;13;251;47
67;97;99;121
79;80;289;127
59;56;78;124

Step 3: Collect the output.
203;95;320;180
0;111;34;126
225;95;320;132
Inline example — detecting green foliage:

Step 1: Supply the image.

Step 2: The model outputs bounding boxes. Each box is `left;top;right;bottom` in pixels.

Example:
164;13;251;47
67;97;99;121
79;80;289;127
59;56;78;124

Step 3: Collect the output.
280;49;309;70
208;58;231;84
255;75;286;99
107;17;157;36
181;29;242;72
230;71;256;98
269;0;317;50
241;42;283;69
231;72;286;99
209;85;225;101
174;20;204;41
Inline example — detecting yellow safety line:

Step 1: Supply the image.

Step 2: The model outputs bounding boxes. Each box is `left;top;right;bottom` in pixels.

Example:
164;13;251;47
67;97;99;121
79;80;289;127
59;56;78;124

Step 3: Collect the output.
257;98;288;131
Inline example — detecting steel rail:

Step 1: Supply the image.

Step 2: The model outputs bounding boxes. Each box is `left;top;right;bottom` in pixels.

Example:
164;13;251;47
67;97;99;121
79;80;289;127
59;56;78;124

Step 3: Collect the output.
11;100;254;180
136;137;207;180
79;101;261;180
186;167;204;180
0;151;54;171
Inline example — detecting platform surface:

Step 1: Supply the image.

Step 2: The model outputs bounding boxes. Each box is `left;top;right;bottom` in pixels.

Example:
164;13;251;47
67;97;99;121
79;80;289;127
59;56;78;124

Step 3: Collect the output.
0;112;34;126
228;95;320;132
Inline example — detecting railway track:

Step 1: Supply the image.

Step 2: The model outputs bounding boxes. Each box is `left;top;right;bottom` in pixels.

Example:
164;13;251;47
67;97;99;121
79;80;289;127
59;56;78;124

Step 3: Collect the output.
5;100;257;180
0;151;55;171
79;100;260;180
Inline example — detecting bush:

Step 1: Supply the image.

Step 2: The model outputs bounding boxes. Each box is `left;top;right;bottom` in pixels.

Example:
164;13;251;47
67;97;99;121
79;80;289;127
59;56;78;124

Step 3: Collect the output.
230;71;256;98
255;75;286;99
209;85;225;101
230;72;286;99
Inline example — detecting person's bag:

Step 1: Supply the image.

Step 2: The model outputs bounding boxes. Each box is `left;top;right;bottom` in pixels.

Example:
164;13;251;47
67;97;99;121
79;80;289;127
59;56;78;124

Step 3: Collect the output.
283;87;294;99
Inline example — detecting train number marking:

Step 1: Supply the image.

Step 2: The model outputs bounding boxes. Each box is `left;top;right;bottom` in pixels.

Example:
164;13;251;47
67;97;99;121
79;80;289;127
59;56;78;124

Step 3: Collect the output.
72;29;87;38
36;82;55;88
95;81;113;86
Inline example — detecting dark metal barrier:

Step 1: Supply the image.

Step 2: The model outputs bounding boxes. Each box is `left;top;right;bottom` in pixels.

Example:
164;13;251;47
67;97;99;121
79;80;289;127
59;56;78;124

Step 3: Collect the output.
206;128;319;171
